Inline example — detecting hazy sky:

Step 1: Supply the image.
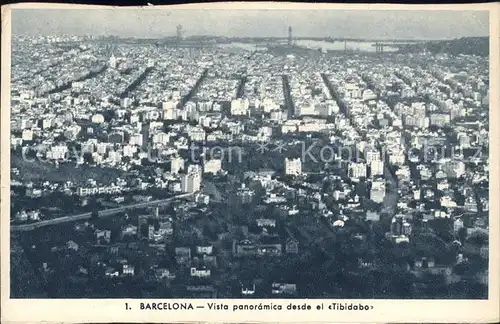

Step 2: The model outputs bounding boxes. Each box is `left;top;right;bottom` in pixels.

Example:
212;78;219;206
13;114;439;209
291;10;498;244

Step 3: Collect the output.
12;8;489;40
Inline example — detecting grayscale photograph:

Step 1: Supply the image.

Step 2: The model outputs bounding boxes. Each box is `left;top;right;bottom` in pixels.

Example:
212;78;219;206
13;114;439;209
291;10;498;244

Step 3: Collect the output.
9;7;490;299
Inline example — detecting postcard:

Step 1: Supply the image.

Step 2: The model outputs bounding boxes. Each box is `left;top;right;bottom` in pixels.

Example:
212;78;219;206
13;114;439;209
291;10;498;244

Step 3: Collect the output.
1;2;499;323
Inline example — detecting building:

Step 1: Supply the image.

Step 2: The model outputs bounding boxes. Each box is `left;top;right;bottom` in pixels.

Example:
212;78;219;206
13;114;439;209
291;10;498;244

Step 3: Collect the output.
388;150;406;165
405;115;429;128
402;221;412;236
233;240;282;258
370;180;386;203
181;165;202;193
285;158;302;176
258;126;273;140
11;138;21;149
186;285;217;298
22;129;33;141
196;245;214;255
396;166;411;183
181;172;201;193
444;160;466;178
241;284;256;296
195;193;210;205
454;218;464;232
148;224;156;242
272;283;297;296
123;145;137;157
95;229;111;244
370;160;384;177
204;159;222;174
440;196;457;208
109;54;117;69
163;101;177;120
91;114;105;124
170;156;184;174
270;109;284;121
129;133;143;146
390;216;405;236
429;113;451;127
41;117;53;130
366;210;380;222
256;219;276;227
362;89;377;101
190;267;211;278
105;267;120;277
120;97;132;108
122;264;135;276
46;145;69;160
237;184;255;204
365;148;380;163
285;237;299;254
343;82;362;99
348;162;367;179
121;224;138;237
152;132;170;146
230;98;250;116
155;268;175;280
188;126;206;142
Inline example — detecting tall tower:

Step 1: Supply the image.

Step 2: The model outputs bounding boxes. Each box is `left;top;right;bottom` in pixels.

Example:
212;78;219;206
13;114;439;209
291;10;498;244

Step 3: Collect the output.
288;26;293;46
176;25;183;43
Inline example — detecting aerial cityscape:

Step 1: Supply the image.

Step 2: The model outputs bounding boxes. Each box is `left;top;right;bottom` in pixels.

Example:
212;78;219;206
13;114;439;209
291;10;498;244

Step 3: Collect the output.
9;9;490;299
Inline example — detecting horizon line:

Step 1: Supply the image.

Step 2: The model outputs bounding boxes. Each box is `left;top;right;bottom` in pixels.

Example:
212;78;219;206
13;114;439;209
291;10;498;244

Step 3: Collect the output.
13;34;490;42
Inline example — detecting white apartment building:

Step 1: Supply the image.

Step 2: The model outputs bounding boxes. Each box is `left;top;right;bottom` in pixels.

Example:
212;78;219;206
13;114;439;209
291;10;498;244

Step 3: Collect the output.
163;101;178;120
190;267;211;278
365;148;380;163
152;132;170;146
129;134;144;146
188;127;206;142
91;114;105;124
230;98;250;116
76;185;122;196
196;246;213;255
22;129;33;141
46;145;69;160
170;156;185;174
343;82;362;99
370;160;384;176
348;162;367;179
388;150;406;165
122;264;135;276
204;159;222;174
370;180;386;203
285;158;302;176
123;145;137;157
181;165;202;193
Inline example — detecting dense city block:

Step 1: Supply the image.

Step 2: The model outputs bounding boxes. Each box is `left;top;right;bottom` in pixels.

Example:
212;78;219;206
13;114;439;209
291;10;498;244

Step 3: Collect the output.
10;34;489;298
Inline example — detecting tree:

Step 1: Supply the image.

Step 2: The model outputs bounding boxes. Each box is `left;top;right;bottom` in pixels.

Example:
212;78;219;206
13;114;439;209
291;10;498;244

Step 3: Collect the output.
467;230;488;246
457;227;467;243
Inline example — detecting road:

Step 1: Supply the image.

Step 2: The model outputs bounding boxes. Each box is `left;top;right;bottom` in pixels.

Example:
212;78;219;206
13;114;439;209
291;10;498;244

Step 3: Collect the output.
11;193;194;232
320;72;399;216
381;165;399;216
